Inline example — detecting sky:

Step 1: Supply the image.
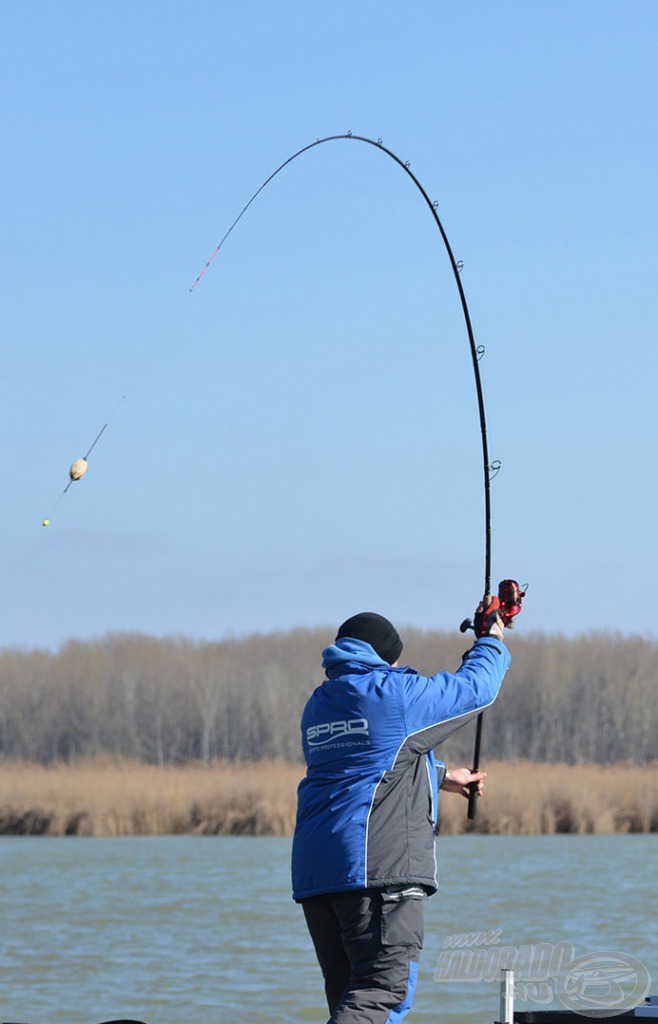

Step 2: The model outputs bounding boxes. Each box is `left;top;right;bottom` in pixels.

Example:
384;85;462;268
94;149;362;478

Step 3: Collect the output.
2;1;657;649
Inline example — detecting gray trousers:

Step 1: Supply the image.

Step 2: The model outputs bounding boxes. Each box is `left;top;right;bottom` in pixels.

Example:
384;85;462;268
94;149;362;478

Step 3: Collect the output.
302;888;425;1024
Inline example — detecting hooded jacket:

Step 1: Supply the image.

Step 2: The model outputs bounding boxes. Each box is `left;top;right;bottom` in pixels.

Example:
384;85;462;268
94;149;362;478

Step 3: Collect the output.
291;636;511;901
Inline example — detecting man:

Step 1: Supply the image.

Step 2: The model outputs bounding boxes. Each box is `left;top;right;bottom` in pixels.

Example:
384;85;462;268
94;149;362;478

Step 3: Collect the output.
291;603;510;1024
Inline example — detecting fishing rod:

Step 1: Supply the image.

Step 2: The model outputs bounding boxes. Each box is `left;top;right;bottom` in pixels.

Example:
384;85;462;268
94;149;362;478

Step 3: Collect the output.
190;132;505;818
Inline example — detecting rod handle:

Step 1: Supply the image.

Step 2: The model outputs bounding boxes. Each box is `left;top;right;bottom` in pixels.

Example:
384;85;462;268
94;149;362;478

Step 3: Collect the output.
467;783;478;820
467;712;484;820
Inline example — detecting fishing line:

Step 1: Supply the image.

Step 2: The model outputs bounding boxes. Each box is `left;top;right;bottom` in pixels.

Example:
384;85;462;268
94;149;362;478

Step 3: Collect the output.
42;392;128;525
41;281;196;526
189;132;501;817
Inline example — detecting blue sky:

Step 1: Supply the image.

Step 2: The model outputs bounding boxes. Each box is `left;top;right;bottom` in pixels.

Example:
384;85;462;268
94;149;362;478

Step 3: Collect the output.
2;1;657;648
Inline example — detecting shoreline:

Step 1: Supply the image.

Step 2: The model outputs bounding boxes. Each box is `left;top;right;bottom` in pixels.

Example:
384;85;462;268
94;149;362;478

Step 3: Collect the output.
0;759;656;837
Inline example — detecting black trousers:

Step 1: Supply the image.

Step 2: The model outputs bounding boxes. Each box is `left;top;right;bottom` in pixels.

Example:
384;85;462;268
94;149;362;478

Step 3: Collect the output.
302;888;425;1024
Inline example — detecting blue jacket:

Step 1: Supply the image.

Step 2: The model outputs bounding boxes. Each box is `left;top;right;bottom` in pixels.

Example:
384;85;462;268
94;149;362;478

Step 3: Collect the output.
291;636;511;901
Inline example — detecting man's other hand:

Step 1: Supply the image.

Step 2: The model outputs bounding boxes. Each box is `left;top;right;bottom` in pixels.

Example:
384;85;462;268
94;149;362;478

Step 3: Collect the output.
443;768;487;798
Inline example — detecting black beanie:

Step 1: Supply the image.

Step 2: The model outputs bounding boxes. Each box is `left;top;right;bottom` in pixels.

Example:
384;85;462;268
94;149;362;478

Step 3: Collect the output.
336;612;403;665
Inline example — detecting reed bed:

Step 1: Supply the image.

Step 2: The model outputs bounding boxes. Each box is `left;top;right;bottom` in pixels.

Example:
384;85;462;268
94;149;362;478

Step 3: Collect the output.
437;761;658;835
0;759;304;837
0;760;656;837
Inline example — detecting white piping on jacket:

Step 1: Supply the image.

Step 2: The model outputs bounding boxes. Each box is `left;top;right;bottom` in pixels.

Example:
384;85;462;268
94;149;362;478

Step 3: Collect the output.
363;686;501;888
425;756;438;884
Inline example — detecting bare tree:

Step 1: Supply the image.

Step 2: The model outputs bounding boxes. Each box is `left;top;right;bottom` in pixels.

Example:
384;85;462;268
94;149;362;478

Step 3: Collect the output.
0;627;655;766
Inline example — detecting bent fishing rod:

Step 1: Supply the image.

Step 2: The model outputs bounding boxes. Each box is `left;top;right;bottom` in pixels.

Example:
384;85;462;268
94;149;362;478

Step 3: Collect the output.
190;132;520;818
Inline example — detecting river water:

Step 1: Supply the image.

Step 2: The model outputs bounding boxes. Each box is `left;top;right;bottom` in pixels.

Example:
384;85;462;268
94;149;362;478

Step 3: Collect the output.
0;836;655;1024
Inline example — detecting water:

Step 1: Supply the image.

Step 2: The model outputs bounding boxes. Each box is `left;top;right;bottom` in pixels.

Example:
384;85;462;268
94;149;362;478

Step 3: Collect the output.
0;836;655;1024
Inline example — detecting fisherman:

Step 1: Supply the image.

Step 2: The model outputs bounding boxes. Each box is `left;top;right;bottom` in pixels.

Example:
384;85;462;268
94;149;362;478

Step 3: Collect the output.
292;602;510;1024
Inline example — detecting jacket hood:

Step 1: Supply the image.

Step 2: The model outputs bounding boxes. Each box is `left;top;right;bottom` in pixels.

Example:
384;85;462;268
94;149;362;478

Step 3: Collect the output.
322;637;392;676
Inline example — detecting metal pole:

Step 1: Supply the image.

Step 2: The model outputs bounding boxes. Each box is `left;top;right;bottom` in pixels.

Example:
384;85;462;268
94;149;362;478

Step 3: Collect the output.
499;969;515;1024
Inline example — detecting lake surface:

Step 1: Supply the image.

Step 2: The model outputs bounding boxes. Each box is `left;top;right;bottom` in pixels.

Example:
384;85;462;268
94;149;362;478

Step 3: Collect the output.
0;836;655;1024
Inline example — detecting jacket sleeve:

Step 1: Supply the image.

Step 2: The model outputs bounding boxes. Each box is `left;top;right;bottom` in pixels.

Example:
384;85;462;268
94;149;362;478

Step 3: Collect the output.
398;638;511;756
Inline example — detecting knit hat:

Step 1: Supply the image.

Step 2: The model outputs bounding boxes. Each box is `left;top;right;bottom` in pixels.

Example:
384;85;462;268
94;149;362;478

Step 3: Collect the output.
336;612;403;665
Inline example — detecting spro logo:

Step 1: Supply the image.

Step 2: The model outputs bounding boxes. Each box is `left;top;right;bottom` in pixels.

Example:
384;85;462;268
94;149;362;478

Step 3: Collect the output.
306;717;369;746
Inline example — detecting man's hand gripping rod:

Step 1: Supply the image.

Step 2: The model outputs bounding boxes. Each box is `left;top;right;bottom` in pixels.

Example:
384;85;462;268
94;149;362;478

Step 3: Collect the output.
460;580;526;820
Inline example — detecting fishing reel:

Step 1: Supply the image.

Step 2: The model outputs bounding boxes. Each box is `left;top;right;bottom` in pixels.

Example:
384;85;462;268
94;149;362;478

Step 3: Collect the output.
460;579;527;636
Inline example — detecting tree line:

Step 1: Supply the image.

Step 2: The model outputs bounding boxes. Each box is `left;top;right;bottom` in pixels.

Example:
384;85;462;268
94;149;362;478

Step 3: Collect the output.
0;627;655;765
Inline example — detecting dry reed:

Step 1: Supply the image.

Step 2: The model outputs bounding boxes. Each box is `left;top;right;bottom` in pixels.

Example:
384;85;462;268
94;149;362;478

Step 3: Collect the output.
437;761;658;835
0;760;656;837
0;759;304;837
